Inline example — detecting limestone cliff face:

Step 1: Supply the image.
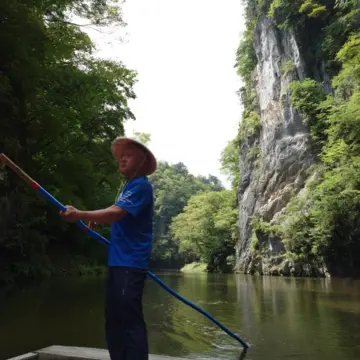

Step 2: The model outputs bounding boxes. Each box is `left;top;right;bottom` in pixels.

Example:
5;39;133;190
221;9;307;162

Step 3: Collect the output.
235;15;320;274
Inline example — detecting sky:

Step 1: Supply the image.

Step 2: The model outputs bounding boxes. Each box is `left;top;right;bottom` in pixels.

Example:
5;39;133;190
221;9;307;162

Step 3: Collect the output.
84;0;245;188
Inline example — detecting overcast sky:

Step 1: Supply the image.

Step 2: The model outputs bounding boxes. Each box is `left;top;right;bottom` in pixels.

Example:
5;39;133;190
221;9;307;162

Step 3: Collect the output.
84;0;245;187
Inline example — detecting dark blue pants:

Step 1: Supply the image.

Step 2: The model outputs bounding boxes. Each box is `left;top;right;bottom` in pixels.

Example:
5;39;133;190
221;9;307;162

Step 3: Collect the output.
105;266;148;360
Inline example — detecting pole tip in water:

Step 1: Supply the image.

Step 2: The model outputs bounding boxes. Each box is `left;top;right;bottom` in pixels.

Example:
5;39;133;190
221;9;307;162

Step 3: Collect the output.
239;348;248;360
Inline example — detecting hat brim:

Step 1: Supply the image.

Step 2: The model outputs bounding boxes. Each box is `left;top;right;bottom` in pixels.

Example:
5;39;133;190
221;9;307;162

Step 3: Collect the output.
111;137;157;176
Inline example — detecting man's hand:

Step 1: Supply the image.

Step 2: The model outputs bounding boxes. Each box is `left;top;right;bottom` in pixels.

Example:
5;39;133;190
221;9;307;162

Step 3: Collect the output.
60;205;80;222
87;221;98;230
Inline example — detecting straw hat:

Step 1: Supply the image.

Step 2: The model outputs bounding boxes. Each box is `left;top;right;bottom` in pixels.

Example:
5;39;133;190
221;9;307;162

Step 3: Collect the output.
111;137;157;176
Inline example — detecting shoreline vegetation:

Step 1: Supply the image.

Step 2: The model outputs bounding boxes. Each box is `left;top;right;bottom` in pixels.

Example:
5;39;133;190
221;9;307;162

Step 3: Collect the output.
180;262;208;273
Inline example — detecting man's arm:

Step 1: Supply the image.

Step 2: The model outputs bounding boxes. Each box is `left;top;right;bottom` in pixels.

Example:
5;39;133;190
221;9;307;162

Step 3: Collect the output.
61;205;128;224
78;205;128;224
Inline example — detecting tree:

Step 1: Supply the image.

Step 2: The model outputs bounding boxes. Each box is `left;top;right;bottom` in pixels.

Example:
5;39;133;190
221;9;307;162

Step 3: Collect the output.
219;137;240;188
132;132;151;146
0;0;136;284
170;190;238;272
148;162;224;268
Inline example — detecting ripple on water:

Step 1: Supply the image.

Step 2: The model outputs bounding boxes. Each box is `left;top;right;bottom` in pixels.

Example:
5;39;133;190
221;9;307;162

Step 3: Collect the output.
197;300;228;305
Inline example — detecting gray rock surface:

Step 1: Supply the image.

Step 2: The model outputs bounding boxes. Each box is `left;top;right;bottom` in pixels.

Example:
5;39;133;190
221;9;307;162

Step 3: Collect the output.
235;16;317;273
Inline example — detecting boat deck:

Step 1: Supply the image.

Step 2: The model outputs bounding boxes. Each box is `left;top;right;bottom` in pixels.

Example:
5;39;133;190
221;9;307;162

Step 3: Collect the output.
7;345;187;360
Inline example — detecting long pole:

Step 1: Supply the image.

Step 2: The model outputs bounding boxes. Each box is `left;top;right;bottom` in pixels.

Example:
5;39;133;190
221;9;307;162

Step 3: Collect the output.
0;153;249;349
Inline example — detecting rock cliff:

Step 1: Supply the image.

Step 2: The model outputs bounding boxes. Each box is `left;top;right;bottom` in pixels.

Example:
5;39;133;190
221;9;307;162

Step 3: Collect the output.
235;14;324;275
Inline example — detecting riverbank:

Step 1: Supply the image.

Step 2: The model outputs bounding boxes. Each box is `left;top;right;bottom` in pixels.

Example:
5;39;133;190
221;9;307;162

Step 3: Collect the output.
180;262;207;273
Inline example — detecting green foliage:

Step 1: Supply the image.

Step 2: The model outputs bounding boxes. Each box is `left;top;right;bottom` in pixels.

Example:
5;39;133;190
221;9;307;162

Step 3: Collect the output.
268;0;301;29
290;79;325;117
266;0;360;71
235;27;257;83
148;162;224;268
321;1;360;67
250;231;260;254
274;160;360;269
299;1;327;18
132;132;151;145
235;2;262;151
248;145;261;161
239;86;259;115
219;137;240;188
268;0;327;26
289;78;327;141
281;60;296;78
299;0;315;13
251;217;280;239
331;33;360;97
239;111;261;140
235;1;258;83
180;262;207;273
171;190;238;273
0;0;135;284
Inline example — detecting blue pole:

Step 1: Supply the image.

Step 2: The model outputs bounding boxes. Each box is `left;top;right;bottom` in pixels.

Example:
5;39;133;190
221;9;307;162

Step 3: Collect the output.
38;187;249;349
1;153;249;349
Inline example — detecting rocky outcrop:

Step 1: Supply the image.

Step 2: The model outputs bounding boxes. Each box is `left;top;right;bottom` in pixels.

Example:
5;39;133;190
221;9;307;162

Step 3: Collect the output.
235;16;319;274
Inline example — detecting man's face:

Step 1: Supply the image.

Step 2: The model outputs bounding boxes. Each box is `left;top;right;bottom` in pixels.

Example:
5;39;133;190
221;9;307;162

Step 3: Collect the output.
114;144;145;176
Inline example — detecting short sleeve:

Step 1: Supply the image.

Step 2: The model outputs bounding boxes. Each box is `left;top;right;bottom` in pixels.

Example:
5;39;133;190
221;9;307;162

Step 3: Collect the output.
115;181;153;216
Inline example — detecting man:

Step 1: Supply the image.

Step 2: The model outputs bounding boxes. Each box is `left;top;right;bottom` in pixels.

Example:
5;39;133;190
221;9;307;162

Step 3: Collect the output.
60;136;157;360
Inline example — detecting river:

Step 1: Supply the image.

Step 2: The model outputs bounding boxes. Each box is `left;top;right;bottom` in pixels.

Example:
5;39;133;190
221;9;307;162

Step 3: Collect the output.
1;272;360;360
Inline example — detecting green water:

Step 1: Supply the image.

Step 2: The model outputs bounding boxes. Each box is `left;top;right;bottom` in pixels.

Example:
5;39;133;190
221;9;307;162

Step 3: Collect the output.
1;272;360;360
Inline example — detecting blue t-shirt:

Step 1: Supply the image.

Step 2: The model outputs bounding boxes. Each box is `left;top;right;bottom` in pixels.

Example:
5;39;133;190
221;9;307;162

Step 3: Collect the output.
108;176;154;269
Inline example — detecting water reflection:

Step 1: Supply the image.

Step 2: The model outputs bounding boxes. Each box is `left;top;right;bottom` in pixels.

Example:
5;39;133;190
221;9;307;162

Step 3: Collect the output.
234;276;360;360
1;273;360;360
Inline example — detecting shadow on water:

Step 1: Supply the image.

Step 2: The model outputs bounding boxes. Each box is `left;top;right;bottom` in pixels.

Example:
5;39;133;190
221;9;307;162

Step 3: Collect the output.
1;272;360;360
